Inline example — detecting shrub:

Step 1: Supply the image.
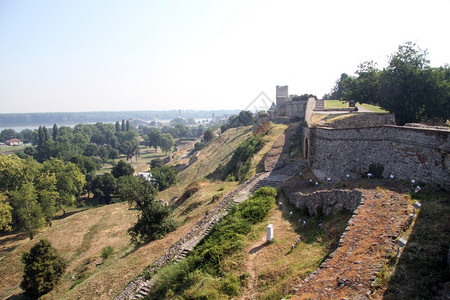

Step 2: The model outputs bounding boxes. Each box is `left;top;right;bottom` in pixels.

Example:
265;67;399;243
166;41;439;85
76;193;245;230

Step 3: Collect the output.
21;239;67;298
101;246;114;260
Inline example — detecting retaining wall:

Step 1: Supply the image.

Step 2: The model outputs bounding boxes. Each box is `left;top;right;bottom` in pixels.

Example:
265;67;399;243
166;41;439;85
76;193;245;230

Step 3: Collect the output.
307;125;449;189
286;189;362;216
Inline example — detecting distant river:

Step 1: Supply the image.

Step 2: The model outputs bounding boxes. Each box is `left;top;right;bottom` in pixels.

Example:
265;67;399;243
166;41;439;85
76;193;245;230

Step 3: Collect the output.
0;119;211;132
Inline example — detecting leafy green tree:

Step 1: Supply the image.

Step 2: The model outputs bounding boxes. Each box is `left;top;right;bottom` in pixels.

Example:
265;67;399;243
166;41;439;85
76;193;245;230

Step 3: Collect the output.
324;73;349;99
0;155;39;193
151;165;177;191
21;239;67;298
23;146;38;158
108;148;119;159
341;42;449;124
35;172;58;226
83;144;98;157
0;193;12;231
42;158;85;214
203;129;214;143
112;160;134;178
69;155;98;175
115;121;120;133
52;124;58;141
92;173;117;203
160;133;174;154
10;183;45;239
146;129;162;152
150;158;164;169
0;128;19;142
118;176;176;243
21;129;35;143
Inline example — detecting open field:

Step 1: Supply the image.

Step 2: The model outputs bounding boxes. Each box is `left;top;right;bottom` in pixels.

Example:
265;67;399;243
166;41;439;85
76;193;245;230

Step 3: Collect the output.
324;100;388;113
0;144;27;154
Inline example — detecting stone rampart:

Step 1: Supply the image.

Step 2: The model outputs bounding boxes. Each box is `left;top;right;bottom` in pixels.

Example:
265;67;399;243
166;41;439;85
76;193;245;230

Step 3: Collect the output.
307;125;449;189
325;113;395;128
286;189;362;216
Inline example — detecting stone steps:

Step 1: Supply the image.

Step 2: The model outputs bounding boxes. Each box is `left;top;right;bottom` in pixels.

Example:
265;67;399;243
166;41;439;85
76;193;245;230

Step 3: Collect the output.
315;99;325;111
134;284;151;299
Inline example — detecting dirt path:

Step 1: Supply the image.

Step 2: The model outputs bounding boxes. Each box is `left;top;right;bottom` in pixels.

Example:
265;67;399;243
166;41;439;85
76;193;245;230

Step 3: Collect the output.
292;189;409;299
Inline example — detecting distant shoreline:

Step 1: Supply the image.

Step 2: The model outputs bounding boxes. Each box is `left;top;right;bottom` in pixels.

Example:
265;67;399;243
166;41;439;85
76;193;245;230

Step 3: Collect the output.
0;109;239;131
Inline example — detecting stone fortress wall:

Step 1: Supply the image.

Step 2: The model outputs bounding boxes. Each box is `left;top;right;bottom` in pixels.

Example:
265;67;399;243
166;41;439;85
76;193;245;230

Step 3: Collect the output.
302;98;450;189
270;85;308;123
287;189;362;216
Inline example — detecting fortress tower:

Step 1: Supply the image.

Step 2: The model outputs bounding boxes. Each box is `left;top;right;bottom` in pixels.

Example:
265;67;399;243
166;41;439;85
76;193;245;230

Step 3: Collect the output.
276;85;289;107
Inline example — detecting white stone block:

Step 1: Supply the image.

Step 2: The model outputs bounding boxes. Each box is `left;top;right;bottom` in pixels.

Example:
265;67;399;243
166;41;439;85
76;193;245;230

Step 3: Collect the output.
266;224;274;242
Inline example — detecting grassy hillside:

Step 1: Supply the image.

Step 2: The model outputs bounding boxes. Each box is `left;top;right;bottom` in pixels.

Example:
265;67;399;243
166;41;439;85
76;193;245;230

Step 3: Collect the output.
0;124;287;299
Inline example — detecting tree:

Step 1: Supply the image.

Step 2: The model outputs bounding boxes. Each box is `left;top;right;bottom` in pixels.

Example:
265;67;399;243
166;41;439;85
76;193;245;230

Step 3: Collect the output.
340;42;449;125
83;144;98;157
117;176;176;243
115;121;120;133
42;158;85;215
34;172;58;226
151;165;177;191
146;129;162;152
9;183;45;239
159;133;174;154
52;124;58;141
203;129;214;143
0;128;19;142
112;160;134;178
150;158;164;169
21;239;67;298
324;73;349;99
0;193;12;231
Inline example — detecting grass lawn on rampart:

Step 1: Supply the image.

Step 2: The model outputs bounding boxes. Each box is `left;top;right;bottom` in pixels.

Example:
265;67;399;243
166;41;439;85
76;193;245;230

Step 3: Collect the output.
325;100;388;113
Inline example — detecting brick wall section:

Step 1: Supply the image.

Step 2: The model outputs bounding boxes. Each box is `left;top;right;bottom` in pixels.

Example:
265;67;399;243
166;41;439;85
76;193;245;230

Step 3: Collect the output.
286;189;362;216
307;125;450;189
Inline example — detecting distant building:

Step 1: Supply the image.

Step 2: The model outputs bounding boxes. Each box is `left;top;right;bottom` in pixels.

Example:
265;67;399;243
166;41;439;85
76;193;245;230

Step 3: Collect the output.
137;172;154;182
269;85;308;124
5;138;23;146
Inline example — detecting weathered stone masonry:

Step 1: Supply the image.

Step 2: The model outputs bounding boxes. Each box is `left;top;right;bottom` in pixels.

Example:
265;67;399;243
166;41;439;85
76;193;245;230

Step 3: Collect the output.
305;125;449;189
286;189;362;216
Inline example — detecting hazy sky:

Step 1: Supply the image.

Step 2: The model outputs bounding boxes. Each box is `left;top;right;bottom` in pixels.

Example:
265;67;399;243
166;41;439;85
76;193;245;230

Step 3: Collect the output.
0;0;448;113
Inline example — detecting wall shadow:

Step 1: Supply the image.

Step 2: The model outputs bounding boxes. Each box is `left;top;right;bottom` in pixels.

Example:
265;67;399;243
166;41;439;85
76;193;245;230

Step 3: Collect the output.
382;191;449;299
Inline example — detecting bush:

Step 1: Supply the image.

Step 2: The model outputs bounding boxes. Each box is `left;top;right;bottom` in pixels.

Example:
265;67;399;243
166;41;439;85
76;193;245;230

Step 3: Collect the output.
21;239;67;298
101;246;114;260
222;135;264;182
147;187;277;299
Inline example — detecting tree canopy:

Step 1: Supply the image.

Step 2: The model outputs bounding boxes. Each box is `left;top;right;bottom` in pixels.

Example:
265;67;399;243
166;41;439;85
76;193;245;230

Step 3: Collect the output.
21;239;67;298
337;42;449;124
117;175;176;243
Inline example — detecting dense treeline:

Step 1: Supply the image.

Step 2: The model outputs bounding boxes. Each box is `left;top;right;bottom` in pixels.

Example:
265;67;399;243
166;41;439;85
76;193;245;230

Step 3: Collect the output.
7;121;139;163
0;155;85;238
0;110;239;127
325;42;449;125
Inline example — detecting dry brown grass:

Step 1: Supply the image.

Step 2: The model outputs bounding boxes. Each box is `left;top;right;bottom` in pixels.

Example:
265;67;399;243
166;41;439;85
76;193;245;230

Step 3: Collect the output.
225;191;351;300
0;126;258;299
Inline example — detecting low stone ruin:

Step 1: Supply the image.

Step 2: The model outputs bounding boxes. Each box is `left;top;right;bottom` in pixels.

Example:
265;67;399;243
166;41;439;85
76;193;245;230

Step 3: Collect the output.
286;189;362;216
